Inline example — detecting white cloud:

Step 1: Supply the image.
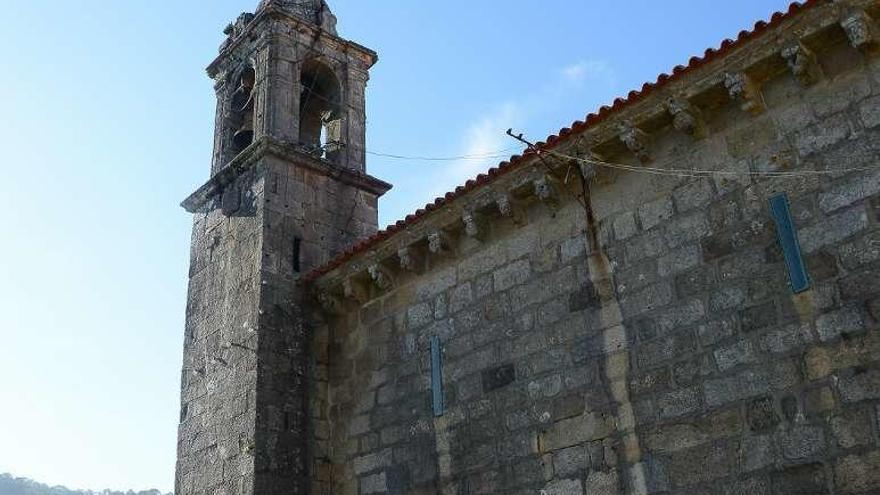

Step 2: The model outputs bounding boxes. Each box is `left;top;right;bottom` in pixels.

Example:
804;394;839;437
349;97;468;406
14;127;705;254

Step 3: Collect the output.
562;62;588;82
561;60;616;86
424;59;616;202
427;102;523;199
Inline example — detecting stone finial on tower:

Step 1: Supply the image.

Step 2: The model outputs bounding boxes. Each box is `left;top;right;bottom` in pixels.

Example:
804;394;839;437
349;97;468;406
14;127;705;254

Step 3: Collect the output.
258;0;337;34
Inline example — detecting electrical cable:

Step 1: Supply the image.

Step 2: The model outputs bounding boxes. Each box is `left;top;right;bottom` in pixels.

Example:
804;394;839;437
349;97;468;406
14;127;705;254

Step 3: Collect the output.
366;148;519;162
543;147;880;179
499;128;880;180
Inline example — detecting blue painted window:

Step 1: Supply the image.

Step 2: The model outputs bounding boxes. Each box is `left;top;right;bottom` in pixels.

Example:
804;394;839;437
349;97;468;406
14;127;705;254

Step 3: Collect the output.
769;193;811;294
430;336;444;417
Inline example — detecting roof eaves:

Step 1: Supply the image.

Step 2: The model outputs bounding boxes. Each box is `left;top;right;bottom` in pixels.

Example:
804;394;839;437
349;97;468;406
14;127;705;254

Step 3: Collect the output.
305;0;822;283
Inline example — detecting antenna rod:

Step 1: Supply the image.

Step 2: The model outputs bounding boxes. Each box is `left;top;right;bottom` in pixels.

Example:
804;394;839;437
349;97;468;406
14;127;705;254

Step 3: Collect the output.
506;128;540;152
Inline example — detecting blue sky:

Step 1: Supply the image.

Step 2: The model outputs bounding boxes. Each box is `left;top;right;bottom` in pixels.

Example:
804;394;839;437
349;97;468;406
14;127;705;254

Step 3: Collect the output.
0;0;793;492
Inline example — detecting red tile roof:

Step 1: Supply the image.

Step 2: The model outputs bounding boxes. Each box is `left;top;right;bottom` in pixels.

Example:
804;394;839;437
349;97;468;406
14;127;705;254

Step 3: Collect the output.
306;0;821;282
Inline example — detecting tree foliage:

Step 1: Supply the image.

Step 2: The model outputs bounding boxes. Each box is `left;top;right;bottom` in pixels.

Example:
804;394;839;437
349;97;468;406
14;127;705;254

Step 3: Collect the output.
0;474;170;495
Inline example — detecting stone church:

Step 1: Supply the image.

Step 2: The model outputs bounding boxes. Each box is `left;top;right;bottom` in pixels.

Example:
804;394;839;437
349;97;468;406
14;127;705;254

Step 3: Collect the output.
176;0;880;493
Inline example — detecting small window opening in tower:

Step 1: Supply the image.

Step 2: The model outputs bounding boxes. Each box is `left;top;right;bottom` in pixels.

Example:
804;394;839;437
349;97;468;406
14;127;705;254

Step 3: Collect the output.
300;60;342;162
292;237;302;273
231;67;256;156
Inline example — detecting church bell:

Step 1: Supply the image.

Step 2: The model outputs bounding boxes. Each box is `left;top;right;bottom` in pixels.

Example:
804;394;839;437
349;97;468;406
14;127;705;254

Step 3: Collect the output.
232;69;256;152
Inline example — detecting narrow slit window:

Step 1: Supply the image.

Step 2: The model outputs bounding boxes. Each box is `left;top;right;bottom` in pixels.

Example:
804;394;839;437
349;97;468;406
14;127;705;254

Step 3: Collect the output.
430;336;444;417
770;193;811;294
293;238;302;273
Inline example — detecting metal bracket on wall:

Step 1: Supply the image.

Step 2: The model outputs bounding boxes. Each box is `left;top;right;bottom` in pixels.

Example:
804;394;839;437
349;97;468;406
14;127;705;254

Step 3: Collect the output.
769;193;811;294
430;336;444;417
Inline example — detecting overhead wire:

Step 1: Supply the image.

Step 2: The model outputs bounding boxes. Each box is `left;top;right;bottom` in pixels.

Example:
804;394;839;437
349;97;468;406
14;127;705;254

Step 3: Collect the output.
366;148;519;162
541;147;880;179
294;44;527;164
499;127;880;180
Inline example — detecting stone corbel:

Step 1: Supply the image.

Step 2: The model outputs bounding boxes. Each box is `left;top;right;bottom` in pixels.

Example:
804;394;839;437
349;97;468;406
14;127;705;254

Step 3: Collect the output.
781;42;823;86
617;120;651;162
368;263;393;291
724;72;765;115
316;289;343;314
342;278;369;303
461;210;485;239
666;97;706;138
840;9;876;50
496;194;513;216
533;176;560;209
397;246;419;272
496;193;526;225
427;231;450;255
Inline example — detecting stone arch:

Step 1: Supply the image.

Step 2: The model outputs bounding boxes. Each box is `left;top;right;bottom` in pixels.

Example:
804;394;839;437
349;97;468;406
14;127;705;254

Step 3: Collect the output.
299;58;343;162
230;64;257;156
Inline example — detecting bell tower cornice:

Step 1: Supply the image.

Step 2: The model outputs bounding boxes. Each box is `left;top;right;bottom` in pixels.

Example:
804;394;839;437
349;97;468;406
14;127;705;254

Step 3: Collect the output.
206;5;377;80
181;135;392;214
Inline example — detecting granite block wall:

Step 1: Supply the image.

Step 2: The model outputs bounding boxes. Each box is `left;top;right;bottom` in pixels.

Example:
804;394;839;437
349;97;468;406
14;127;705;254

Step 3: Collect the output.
177;166;264;495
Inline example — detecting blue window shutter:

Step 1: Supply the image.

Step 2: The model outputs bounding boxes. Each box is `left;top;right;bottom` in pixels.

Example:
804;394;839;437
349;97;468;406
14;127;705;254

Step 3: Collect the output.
770;193;811;294
430;336;444;417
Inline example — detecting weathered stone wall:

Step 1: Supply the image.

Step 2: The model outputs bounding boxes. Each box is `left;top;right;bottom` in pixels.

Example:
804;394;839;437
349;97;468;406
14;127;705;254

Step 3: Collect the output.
317;198;601;494
255;154;383;495
316;31;880;495
177;166;264;495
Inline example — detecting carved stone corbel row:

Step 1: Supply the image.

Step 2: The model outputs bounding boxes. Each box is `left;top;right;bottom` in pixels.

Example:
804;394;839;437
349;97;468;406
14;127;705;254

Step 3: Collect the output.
316;166;583;310
724;72;765;115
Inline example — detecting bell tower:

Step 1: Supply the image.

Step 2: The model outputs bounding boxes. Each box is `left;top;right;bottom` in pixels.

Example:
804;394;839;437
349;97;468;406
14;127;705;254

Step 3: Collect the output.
175;1;390;494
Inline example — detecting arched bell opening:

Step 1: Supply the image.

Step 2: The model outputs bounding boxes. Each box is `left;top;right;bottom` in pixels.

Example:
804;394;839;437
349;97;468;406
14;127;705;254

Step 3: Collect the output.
299;59;343;163
230;67;256;156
